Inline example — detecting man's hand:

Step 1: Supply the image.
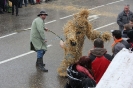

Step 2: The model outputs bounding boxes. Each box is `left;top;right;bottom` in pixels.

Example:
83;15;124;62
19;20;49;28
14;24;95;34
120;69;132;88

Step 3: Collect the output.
88;48;94;56
88;50;91;56
60;40;65;49
44;40;47;43
44;28;49;31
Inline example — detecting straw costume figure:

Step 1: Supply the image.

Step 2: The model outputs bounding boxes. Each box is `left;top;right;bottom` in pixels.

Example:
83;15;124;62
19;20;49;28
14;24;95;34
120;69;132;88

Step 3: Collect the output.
58;9;111;77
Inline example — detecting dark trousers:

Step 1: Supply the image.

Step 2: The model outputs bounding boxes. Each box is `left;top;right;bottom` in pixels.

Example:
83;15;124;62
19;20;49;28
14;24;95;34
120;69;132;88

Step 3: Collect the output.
28;0;30;3
30;0;35;4
19;0;23;7
0;4;5;11
23;0;27;6
0;7;3;13
20;0;27;7
12;4;18;15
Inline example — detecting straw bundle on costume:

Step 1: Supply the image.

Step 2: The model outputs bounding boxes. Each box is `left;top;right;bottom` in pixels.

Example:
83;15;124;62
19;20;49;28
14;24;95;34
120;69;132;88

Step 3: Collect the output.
57;9;111;77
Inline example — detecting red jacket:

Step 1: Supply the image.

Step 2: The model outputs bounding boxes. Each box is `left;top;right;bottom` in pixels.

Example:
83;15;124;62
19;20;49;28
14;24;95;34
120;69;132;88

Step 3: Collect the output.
91;56;110;84
89;48;112;84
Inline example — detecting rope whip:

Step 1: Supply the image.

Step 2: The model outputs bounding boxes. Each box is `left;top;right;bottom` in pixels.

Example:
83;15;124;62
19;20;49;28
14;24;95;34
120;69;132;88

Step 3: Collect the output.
16;28;64;42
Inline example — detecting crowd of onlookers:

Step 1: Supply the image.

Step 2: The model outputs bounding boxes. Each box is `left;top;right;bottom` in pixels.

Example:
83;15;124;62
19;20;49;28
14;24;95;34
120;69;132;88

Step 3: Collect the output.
0;0;50;16
117;5;133;37
65;29;133;88
65;5;133;88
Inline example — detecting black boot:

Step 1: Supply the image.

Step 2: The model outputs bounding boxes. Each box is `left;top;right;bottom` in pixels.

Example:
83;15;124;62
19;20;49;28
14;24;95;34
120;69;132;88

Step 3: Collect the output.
36;58;45;67
36;58;48;72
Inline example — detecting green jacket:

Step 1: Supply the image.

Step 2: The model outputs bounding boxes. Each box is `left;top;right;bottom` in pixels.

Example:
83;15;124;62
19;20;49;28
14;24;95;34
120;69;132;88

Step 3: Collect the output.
30;17;47;51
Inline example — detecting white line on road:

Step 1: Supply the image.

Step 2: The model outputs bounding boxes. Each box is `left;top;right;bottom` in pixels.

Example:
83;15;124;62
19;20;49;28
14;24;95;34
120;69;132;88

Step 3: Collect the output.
89;14;100;21
94;22;116;30
0;51;35;65
45;20;57;24
60;0;124;19
0;20;57;40
0;44;52;65
106;0;124;5
0;0;124;39
89;5;105;10
88;14;101;18
0;22;116;65
0;14;99;39
47;44;52;47
89;17;99;21
0;32;17;39
60;14;74;20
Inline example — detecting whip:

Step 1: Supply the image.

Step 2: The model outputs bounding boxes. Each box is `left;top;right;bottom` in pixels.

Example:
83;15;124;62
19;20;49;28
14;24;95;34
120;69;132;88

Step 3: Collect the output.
16;28;64;42
48;30;64;42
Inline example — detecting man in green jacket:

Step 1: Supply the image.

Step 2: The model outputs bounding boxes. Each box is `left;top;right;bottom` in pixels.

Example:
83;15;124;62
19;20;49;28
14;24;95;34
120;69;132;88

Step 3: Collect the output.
30;11;48;72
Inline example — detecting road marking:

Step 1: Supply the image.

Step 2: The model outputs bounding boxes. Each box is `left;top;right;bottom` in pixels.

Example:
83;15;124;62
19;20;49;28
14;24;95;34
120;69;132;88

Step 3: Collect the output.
89;14;100;21
0;20;57;39
0;22;117;65
60;0;124;19
47;44;52;47
0;0;123;39
88;0;124;11
0;14;101;40
45;20;57;24
60;14;74;20
94;22;116;30
89;5;105;10
23;28;31;31
89;17;99;21
0;51;34;65
88;14;101;18
0;44;52;65
0;32;17;39
106;0;124;5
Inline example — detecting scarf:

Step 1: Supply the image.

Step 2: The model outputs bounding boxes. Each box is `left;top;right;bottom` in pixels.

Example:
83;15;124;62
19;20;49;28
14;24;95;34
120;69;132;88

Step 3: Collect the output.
112;38;123;47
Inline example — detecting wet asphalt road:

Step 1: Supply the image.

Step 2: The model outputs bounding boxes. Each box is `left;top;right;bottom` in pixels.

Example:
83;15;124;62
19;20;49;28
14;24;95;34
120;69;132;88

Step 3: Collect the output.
0;0;133;88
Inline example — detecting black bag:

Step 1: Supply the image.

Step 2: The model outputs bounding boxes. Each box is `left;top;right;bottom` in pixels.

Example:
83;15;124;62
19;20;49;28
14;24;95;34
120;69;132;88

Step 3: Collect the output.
66;64;96;88
64;82;72;88
81;77;96;88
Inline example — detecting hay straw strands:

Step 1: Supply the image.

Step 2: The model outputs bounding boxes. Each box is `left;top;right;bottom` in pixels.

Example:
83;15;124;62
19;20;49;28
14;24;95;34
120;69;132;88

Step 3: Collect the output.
101;32;112;42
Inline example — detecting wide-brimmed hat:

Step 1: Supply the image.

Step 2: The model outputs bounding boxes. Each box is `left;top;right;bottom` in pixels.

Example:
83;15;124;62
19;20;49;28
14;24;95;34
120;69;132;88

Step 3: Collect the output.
37;11;48;16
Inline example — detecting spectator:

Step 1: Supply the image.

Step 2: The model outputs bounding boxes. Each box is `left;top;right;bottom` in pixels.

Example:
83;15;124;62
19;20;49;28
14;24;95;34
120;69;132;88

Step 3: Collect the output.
88;38;112;84
30;0;35;5
45;0;50;3
28;0;30;4
30;11;49;72
129;18;133;29
36;0;41;4
12;0;19;16
65;56;96;88
22;0;27;7
117;5;133;32
18;0;23;8
76;56;94;80
112;30;130;57
7;0;12;13
122;24;132;38
127;30;133;51
0;7;4;14
0;0;5;14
